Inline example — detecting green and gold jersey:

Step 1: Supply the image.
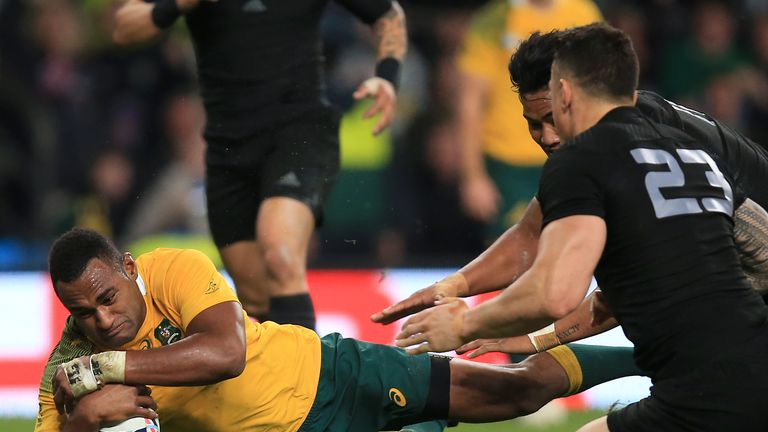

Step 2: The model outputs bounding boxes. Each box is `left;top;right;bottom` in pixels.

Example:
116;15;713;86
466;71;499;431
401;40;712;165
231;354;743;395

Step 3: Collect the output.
35;248;321;432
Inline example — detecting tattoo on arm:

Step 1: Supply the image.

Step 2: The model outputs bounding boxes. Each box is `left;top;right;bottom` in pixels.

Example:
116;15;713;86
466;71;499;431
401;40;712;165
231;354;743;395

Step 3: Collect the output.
734;199;768;295
372;2;407;60
556;324;580;342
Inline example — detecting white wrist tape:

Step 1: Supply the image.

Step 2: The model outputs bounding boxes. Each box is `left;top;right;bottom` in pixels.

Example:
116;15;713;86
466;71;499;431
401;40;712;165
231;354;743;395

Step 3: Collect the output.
62;357;99;398
361;77;395;95
91;351;127;385
527;323;561;353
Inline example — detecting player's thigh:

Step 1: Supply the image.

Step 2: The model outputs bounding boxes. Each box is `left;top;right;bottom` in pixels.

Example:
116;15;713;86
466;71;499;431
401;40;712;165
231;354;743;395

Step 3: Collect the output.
256;197;315;252
259;107;340;225
300;333;442;431
205;139;264;247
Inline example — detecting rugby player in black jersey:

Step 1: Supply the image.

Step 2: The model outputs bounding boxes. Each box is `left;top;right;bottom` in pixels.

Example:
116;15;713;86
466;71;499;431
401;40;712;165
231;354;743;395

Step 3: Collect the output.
374;28;768;358
394;23;768;431
113;0;406;329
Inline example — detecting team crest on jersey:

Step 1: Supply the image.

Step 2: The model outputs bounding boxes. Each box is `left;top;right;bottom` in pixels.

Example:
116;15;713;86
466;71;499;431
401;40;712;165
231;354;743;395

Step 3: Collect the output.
204;279;220;294
154;319;182;346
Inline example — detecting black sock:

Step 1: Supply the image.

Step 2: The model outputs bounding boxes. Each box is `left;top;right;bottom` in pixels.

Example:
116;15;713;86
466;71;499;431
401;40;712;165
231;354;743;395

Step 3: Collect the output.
266;293;316;331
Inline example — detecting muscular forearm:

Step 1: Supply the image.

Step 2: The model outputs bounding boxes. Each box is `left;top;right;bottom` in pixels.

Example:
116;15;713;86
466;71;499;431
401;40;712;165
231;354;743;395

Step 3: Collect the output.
124;332;244;386
372;2;406;61
459;199;543;296
113;0;164;45
735;198;768;295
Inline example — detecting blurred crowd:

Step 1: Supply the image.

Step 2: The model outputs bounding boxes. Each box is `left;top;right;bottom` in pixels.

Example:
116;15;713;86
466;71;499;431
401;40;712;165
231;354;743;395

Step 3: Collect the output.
1;0;767;269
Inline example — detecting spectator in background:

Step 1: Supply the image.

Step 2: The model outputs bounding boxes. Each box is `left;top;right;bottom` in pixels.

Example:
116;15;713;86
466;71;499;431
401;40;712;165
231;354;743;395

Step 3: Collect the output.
455;0;601;242
121;91;208;247
659;0;750;103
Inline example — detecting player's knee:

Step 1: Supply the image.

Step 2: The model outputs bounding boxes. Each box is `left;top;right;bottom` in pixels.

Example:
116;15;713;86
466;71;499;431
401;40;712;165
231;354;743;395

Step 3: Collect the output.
262;244;303;286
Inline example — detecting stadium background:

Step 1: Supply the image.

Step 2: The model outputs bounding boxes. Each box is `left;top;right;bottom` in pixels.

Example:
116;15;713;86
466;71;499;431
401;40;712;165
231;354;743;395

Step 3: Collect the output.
0;0;766;429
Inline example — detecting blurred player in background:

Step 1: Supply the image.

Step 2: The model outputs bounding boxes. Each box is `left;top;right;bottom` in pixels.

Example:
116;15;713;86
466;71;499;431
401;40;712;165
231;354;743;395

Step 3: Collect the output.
456;0;600;240
373;28;768;358
34;229;643;432
112;0;407;329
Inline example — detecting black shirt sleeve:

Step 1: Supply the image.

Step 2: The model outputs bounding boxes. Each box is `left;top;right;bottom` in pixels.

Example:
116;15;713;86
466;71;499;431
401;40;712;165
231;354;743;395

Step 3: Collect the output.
334;0;393;24
539;144;606;228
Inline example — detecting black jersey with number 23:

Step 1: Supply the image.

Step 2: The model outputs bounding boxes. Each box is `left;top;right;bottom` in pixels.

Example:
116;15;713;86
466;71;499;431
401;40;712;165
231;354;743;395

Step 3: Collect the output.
538;106;768;381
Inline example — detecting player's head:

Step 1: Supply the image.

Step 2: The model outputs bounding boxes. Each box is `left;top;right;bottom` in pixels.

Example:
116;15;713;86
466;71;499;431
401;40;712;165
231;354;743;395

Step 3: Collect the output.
509;30;564;155
550;23;639;140
49;228;146;348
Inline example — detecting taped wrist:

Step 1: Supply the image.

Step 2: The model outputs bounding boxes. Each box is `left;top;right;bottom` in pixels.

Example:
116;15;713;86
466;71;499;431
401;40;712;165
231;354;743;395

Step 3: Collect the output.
151;0;182;29
441;273;469;297
375;57;401;90
91;351;127;385
527;323;561;353
62;358;99;398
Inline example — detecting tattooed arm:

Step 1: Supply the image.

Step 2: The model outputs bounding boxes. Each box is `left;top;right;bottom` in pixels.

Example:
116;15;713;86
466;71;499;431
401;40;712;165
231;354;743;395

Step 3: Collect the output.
734;198;768;295
352;2;407;135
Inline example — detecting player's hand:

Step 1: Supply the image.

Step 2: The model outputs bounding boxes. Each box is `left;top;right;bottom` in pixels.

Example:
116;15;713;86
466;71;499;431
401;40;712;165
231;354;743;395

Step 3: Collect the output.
72;385;157;425
371;274;467;325
353;77;396;136
52;355;91;415
590;288;613;326
460;173;500;222
396;297;469;355
456;336;537;358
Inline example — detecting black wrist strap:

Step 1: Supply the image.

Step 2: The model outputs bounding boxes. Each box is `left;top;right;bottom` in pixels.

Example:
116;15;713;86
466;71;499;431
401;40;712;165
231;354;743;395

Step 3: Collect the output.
151;0;182;29
375;57;401;91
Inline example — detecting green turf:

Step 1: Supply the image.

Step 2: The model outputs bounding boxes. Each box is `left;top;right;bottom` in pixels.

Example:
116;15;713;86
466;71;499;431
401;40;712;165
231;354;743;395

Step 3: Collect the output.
0;411;604;431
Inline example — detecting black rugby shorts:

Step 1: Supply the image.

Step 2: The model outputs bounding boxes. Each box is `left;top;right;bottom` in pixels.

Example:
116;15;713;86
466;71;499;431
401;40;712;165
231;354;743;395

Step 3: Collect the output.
205;106;341;247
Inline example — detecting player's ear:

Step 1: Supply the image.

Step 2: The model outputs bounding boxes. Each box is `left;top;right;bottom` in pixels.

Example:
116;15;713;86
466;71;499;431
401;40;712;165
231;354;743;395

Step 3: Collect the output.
560;78;572;111
122;253;137;280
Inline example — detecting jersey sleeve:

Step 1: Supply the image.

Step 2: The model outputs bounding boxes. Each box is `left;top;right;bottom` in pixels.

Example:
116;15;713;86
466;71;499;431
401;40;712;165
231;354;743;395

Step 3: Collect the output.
35;317;93;431
157;249;240;331
538;144;606;227
34;391;65;432
334;0;392;25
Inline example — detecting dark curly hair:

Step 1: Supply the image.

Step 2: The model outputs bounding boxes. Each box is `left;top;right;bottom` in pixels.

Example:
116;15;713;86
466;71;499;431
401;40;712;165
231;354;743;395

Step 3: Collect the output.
508;30;563;96
48;228;123;288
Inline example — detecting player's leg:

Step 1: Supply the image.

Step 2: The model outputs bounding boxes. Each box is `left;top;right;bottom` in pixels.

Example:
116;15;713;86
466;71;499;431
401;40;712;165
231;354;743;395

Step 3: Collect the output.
256;107;341;329
219;241;269;320
205;139;270;320
255;196;316;328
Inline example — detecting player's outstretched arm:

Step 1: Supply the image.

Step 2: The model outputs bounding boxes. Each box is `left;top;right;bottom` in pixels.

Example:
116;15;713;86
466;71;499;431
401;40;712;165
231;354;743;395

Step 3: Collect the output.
734;198;768;295
371;198;542;325
52;301;245;414
457;289;619;357
352;1;407;135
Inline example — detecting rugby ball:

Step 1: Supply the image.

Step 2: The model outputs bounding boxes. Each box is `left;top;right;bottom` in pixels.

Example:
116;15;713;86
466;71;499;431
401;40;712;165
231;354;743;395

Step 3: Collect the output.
100;417;160;432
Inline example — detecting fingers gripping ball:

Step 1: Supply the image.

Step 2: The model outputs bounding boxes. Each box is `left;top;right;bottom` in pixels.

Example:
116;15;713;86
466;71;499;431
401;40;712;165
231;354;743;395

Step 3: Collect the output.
100;416;160;432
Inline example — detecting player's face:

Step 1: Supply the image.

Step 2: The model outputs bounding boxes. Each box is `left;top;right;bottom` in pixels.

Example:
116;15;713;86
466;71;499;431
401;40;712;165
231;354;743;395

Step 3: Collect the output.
56;255;146;349
521;89;561;156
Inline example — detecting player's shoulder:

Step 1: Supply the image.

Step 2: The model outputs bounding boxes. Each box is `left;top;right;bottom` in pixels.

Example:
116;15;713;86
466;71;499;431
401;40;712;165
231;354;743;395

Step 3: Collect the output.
137;248;214;270
39;317;94;394
560;0;602;19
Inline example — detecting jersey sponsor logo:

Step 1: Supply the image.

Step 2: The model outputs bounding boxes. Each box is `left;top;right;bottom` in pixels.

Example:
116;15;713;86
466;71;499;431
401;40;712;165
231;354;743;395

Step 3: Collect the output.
388;388;407;407
242;0;267;13
276;171;302;188
630;148;733;219
204;279;220;294
154;319;182;346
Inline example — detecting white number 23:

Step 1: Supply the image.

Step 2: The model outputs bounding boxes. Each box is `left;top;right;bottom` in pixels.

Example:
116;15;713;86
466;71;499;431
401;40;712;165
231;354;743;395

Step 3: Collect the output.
630;148;733;219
